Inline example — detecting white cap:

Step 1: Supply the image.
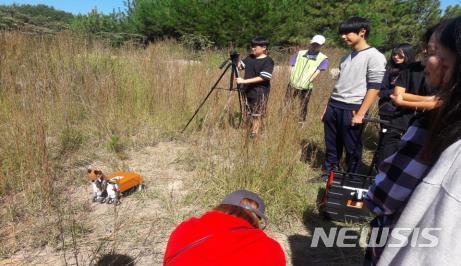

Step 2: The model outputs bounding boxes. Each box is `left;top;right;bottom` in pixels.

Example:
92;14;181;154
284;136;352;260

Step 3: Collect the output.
310;35;326;45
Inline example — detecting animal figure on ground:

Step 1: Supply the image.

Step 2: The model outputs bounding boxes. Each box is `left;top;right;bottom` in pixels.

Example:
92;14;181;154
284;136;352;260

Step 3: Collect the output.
87;169;144;204
88;169;108;203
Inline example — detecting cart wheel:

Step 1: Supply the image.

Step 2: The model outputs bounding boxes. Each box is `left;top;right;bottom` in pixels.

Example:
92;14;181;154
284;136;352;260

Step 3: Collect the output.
100;198;106;204
138;184;145;192
107;198;114;204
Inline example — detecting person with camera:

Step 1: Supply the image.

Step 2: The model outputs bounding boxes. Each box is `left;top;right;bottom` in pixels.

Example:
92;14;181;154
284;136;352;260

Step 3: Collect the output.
287;35;329;124
163;190;286;266
236;37;275;138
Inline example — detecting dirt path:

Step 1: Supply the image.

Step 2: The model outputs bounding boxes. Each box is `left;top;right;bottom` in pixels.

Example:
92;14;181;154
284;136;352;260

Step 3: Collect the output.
1;141;319;266
1;142;200;265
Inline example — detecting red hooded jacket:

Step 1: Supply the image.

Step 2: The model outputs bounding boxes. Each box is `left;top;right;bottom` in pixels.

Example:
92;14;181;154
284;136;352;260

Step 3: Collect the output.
163;211;286;266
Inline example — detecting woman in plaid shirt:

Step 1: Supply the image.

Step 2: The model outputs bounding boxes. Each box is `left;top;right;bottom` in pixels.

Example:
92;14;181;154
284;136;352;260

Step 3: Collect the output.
363;19;455;265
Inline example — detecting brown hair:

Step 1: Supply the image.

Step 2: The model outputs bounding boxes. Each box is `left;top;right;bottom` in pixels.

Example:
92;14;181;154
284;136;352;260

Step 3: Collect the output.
212;198;260;228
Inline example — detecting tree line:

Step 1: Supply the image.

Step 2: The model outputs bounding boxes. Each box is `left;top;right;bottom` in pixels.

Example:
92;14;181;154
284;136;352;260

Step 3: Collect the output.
2;1;461;50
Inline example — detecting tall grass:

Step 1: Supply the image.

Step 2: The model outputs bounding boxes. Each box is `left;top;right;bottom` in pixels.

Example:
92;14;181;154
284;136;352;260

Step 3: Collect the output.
0;31;371;258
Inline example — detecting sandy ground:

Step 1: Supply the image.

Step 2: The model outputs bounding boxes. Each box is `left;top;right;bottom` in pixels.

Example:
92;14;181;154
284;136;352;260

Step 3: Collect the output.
1;141;325;266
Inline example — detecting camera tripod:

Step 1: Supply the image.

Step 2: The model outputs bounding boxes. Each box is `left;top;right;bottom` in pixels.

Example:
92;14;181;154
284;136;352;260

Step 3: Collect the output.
181;50;246;133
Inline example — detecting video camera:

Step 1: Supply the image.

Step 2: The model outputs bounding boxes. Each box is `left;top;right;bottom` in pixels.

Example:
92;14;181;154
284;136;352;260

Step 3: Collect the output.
229;49;239;61
220;49;240;69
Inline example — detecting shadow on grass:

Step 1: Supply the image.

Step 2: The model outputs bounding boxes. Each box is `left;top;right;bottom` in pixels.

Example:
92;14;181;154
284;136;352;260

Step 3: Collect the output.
300;139;325;169
96;253;135;266
288;186;365;266
363;123;379;152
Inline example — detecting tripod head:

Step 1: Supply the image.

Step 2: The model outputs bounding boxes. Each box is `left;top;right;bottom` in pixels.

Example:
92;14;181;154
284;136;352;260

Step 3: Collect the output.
220;49;240;69
229;49;239;63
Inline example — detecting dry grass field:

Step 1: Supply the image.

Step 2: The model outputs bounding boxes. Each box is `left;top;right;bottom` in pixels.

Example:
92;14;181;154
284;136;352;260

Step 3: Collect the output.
0;32;376;265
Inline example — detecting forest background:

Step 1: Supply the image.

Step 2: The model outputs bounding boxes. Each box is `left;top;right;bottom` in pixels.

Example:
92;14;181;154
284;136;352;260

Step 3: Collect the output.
1;0;461;50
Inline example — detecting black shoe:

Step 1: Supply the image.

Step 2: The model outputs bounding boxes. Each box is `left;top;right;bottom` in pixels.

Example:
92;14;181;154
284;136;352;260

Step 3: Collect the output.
316;171;329;182
321;172;329;182
318;166;339;182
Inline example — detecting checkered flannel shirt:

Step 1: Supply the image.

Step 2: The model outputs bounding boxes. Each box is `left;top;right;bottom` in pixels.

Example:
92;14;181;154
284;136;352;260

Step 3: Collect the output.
365;117;432;216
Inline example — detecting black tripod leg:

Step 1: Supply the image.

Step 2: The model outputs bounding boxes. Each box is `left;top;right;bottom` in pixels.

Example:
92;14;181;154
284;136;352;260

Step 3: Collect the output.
230;63;245;128
181;63;231;133
237;90;243;128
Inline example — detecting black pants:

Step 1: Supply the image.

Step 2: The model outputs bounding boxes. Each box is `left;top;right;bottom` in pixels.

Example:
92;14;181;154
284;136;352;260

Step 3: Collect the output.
323;103;363;173
374;114;406;168
286;84;312;122
375;128;403;168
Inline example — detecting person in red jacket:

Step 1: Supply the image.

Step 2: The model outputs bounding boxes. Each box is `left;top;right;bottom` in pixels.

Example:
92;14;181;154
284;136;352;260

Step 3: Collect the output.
163;190;286;266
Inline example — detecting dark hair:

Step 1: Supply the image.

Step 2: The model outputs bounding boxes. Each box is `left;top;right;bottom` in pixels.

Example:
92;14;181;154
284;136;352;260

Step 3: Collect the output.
251;36;269;47
213;198;260;228
391;44;415;65
388;43;416;75
421;19;454;55
421;25;436;51
338;16;370;38
426;17;461;160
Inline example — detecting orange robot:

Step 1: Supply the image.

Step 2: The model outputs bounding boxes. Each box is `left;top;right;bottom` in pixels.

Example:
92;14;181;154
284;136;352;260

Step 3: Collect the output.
88;169;144;204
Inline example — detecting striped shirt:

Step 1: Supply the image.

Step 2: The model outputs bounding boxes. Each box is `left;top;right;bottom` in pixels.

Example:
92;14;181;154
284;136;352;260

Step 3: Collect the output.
241;55;274;91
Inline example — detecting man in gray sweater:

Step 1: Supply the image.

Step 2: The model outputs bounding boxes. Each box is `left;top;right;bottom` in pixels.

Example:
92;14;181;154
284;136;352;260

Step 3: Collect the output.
320;17;386;179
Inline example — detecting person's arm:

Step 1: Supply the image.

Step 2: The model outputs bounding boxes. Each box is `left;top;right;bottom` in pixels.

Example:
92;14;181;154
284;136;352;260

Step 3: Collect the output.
394;85;439;109
352;89;380;125
236;76;264;84
237;56;247;70
394;86;429;102
305;60;325;93
402;92;435;102
352;52;386;125
390;94;440;111
309;69;321;82
393;85;406;96
392;67;436;106
309;58;328;83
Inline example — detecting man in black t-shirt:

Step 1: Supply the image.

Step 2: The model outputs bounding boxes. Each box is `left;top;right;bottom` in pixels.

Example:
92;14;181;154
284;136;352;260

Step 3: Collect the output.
236;37;275;138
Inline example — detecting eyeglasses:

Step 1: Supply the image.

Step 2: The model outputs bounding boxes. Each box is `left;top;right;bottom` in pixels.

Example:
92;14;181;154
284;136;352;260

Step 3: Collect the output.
392;53;405;59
